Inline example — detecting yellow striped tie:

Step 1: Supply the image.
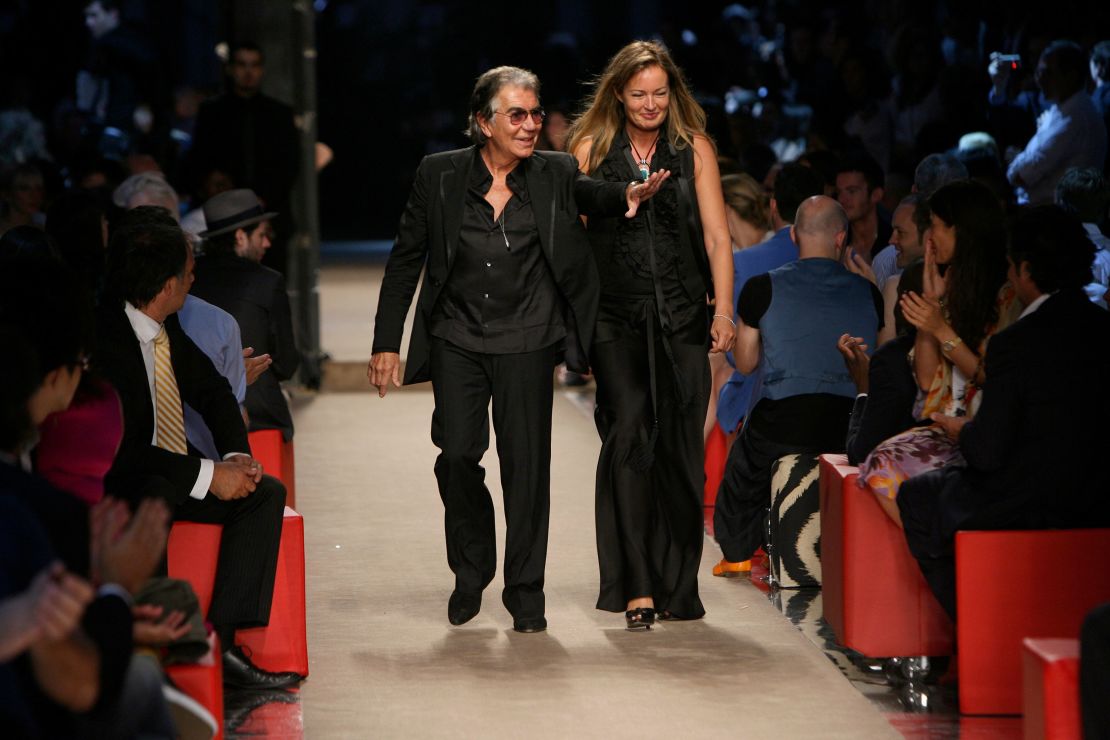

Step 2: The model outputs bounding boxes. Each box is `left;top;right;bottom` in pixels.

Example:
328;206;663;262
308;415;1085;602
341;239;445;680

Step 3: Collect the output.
153;325;188;455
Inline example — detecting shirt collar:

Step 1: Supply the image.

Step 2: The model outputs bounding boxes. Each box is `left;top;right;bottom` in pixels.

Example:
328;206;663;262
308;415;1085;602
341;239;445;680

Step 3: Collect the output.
124;301;162;344
470;149;528;198
1018;292;1052;320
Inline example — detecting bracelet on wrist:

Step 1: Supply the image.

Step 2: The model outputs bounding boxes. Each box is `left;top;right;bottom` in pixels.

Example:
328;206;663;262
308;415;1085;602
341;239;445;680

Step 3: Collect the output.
712;314;736;327
941;336;963;354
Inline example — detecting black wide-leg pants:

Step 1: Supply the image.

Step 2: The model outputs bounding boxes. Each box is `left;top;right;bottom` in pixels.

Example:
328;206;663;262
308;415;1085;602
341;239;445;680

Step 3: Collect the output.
429;337;556;621
592;312;708;617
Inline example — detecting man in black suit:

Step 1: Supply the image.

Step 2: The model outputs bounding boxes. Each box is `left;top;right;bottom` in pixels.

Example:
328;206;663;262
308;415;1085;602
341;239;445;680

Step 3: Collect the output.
368;66;667;633
191;189;299;443
95;217;301;688
899;205;1110;619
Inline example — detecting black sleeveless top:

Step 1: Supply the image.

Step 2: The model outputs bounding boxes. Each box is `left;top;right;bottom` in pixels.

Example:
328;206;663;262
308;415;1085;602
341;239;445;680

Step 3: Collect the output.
588;132;710;333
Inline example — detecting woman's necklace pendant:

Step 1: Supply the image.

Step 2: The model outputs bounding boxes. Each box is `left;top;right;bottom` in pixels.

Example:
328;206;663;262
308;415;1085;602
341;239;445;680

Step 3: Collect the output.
637;160;650;180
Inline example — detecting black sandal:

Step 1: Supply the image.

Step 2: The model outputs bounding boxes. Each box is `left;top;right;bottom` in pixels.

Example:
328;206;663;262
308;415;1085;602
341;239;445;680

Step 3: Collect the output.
625;607;656;631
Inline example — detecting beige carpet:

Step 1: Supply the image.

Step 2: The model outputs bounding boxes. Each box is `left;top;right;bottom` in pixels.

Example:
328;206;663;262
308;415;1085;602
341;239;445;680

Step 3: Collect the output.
292;389;898;739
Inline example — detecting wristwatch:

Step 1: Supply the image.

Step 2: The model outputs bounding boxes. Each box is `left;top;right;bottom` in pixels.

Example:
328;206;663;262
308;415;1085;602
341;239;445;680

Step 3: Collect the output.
941;336;963;354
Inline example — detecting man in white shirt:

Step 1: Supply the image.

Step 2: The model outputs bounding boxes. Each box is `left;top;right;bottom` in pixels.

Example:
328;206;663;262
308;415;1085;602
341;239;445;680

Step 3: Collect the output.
1008;41;1107;205
95;215;302;690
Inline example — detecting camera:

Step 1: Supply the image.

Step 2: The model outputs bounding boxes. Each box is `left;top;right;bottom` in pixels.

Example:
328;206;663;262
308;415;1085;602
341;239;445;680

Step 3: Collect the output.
990;52;1022;71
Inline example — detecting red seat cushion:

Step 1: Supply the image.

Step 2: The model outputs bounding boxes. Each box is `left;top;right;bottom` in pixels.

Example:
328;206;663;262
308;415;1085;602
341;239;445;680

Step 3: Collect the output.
1022;638;1080;740
957;529;1110;715
166;633;224;740
249;430;295;509
819;454;954;658
168;507;308;677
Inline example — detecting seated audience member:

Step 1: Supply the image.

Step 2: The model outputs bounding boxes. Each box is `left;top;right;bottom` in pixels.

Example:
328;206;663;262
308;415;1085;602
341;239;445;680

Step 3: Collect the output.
721;173;773;250
708;172;774;442
1090;41;1110;172
1054;167;1110;306
1081;602;1110;739
112;171;180;219
899;205;1110;619
870;153;966;291
838;261;924;465
94;218;302;689
114;205;261;460
1007;41;1107;206
0;162;46;236
855;193;927;345
192;189;299;443
46;189;110;299
0;224;60;260
716;164;825;437
836;150;890;264
859;180;1020;524
0;260;175;737
712;196;883;574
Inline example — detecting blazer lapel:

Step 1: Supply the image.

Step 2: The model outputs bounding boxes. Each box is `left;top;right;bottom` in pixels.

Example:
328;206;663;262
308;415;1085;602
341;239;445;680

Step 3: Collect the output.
440;147;474;266
524;154;556;261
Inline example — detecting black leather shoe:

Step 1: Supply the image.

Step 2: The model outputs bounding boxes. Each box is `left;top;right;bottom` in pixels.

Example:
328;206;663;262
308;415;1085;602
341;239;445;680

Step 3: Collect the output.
448;590;482;626
222;646;304;690
512;616;547;633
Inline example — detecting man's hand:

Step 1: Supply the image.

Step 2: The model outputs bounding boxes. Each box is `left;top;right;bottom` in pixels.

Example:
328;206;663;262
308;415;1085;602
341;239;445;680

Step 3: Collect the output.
709;315;735;353
930;412;969;440
225;453;263;483
242;347;272;386
24;563;94;643
988;53;1012;95
836;333;870;393
90;498;170;596
210;458;260;500
844;248;877;285
132;604;191;647
368;352;402;398
624;169;672;218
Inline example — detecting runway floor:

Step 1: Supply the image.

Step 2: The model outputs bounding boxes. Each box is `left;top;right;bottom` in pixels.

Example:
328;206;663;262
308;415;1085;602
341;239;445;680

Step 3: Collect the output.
219;262;1022;738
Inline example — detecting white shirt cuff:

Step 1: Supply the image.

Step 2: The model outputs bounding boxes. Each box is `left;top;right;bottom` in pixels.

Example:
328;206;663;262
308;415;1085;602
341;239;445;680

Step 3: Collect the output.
856;393;868;400
190;459;214;500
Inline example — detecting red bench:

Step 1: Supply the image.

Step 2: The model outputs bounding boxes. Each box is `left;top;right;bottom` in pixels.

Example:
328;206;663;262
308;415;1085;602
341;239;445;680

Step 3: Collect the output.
818;454;954;658
956;529;1110;715
1022;638;1081;740
249;430;295;509
167;506;309;677
165;633;224;740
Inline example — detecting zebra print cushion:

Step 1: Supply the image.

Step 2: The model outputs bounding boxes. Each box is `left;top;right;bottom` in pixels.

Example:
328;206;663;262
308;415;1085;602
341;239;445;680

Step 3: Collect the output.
768;453;822;588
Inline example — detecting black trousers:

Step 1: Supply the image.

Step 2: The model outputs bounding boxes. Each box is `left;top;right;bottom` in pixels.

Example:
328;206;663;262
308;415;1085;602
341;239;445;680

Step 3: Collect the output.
140;473;286;630
897;468;959;619
429;338;556;620
592;312;708;617
712;406;844;564
1082;602;1110;740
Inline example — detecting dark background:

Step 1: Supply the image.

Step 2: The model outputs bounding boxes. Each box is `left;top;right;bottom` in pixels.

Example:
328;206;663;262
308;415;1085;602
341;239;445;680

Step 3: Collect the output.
2;0;1109;239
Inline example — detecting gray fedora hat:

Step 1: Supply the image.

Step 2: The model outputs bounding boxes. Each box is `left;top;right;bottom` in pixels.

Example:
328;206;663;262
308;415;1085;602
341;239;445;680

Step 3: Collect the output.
197;188;278;238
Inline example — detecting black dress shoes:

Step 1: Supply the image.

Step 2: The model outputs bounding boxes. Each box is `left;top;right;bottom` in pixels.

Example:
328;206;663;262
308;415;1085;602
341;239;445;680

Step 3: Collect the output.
222;646;304;690
448;590;482;626
512;616;547;633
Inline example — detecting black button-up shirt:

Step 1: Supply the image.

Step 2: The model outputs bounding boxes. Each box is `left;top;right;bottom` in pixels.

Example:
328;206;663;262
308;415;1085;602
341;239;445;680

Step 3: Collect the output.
430;151;566;354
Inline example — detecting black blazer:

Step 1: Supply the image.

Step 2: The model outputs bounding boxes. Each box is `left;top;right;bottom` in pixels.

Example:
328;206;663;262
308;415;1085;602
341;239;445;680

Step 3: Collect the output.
951;289;1110;531
372;147;629;384
95;303;249;505
845;333;919;465
191;253;299;440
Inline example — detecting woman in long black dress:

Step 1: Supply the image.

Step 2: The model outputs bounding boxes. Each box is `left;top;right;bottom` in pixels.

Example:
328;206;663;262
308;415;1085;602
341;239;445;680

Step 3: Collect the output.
567;41;734;630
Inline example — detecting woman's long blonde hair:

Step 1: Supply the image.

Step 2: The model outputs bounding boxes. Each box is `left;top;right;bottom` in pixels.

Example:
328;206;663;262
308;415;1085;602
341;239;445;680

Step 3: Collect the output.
566;40;709;175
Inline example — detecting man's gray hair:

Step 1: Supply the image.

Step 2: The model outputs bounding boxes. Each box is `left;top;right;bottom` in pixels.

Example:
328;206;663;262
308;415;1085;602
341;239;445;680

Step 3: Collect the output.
466;66;540;146
913;153;968;197
112;172;179;213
